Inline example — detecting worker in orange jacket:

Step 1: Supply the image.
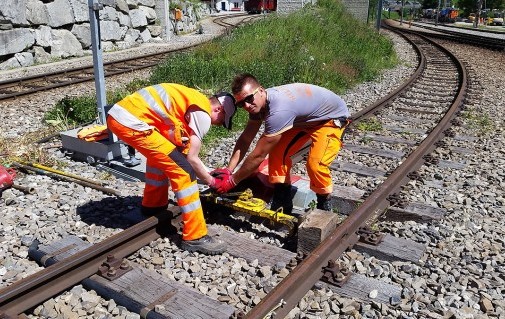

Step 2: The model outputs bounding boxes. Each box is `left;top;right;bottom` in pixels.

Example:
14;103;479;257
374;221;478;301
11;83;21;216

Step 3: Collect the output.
107;83;236;255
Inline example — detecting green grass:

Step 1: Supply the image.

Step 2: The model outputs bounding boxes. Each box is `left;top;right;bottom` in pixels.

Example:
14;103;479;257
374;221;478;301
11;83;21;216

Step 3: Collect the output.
46;0;398;152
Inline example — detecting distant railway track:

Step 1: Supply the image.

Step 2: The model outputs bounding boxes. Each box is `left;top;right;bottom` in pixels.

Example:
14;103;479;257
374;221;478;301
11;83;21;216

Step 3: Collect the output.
0;23;481;318
0;14;253;102
388;19;505;50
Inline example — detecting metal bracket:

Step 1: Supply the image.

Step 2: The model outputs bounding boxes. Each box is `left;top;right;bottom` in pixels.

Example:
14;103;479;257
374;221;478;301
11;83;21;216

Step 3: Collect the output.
321;260;351;287
357;226;384;245
98;254;132;280
387;193;408;208
407;171;422;182
423;154;439;165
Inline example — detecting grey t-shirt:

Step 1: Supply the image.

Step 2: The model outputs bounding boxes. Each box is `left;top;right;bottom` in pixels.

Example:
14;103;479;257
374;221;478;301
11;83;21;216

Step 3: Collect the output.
251;83;350;137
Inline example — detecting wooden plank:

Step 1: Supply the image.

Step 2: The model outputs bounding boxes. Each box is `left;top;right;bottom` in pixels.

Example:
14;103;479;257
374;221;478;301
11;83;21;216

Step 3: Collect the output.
386;114;426;124
383;125;427;135
344;144;405;159
297;209;342;255
207;225;296;267
321;274;401;304
383;201;445;222
363;134;417;145
330;185;364;216
437;159;466;170
331;162;386;178
396;107;440;115
450;146;473;154
454;134;477;142
355;234;425;264
83;268;236;319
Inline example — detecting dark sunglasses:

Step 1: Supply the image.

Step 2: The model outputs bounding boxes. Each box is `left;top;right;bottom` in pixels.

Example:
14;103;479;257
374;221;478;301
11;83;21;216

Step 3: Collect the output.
236;87;260;108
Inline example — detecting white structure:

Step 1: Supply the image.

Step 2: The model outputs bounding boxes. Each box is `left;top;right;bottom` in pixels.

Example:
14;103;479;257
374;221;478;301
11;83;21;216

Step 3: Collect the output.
215;0;244;11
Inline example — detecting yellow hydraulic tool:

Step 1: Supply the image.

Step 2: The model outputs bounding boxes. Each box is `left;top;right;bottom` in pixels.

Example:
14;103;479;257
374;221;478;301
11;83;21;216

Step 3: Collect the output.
204;189;298;232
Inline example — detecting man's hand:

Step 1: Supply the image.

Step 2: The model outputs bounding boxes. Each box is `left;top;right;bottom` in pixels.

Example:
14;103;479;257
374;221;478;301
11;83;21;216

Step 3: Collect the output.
211;174;236;194
209;177;221;189
210;167;232;178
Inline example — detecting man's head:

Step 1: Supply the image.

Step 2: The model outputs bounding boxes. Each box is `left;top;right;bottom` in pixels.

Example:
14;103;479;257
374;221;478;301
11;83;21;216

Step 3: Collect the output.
231;73;266;114
210;92;236;130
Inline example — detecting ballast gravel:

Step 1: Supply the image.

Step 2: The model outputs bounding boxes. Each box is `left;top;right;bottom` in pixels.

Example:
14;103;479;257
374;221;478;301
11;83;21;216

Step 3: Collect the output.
0;17;504;319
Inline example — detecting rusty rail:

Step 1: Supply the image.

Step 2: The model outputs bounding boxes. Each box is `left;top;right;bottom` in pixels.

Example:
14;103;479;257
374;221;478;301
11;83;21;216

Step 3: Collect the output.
245;29;468;319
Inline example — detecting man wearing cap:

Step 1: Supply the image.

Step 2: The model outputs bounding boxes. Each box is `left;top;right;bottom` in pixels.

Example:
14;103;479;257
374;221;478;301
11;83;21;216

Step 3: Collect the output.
107;83;236;255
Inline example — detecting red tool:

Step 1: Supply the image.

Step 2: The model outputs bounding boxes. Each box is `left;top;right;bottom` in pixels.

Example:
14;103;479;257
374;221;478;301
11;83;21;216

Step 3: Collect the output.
0;165;16;194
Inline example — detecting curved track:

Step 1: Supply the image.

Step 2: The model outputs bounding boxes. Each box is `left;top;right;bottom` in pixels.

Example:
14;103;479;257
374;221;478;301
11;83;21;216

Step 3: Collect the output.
0;22;481;318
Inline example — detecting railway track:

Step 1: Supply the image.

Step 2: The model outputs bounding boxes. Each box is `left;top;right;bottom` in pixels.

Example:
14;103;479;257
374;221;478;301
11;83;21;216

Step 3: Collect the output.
390;19;505;50
0;14;254;103
0;22;486;318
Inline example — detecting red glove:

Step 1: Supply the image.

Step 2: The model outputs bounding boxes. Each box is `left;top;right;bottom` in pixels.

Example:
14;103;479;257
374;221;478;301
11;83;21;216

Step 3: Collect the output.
209;177;220;189
210;167;232;178
212;174;236;194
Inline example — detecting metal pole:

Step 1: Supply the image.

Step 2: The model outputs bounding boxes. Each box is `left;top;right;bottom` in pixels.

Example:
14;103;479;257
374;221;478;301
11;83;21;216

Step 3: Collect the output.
400;0;404;25
164;0;171;40
436;0;440;25
376;0;383;31
88;0;107;125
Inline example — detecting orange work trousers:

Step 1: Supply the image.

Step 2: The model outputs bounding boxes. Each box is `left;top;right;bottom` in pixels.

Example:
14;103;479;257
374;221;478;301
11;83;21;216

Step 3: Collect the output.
268;120;344;194
107;116;207;241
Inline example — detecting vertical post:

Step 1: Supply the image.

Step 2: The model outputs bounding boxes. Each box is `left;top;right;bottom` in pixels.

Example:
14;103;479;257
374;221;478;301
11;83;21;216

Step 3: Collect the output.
400;0;404;25
376;0;383;31
164;0;171;40
88;0;107;125
435;0;440;25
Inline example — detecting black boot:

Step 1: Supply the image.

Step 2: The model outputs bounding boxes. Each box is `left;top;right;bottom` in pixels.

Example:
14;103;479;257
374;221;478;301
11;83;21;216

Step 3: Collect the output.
316;194;333;212
270;183;293;214
141;204;168;216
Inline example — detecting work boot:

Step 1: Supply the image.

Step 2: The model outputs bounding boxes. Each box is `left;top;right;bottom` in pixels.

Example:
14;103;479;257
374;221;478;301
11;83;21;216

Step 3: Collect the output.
141;204;168;216
316;194;334;212
270;183;293;214
181;235;226;255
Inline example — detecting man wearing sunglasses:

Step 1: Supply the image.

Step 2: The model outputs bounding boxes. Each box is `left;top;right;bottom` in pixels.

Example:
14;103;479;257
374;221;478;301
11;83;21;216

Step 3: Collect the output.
211;73;350;213
107;84;236;254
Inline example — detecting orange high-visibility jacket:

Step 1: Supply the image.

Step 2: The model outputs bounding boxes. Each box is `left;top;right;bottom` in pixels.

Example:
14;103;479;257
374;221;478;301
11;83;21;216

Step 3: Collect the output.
113;83;211;152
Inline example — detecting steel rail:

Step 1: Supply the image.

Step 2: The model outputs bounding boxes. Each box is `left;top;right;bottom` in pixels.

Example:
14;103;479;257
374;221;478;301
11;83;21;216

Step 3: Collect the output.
245;29;468;319
0;213;173;318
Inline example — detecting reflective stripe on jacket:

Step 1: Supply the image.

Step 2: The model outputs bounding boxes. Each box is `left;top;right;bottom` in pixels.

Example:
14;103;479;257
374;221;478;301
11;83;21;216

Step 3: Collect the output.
110;83;211;151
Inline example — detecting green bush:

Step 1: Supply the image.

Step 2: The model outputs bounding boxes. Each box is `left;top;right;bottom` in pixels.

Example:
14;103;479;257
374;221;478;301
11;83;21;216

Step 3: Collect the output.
46;0;398;143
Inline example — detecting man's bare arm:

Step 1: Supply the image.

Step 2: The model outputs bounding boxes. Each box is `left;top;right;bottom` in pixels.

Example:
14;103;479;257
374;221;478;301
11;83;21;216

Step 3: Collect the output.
228;119;262;171
232;134;281;183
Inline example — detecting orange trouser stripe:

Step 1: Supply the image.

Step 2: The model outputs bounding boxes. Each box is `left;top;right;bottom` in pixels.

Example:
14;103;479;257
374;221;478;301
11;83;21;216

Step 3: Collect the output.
268;120;344;194
107;116;207;240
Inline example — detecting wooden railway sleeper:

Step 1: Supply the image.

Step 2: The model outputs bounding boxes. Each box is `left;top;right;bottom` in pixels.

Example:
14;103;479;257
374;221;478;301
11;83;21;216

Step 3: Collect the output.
97;254;132;281
356;226;384;245
321;260;351;287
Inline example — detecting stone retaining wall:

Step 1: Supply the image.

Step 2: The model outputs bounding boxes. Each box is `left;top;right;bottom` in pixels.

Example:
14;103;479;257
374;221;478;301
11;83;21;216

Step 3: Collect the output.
0;0;209;70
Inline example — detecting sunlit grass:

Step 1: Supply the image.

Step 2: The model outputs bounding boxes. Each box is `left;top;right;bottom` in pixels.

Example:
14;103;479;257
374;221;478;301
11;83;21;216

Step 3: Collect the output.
45;0;398;153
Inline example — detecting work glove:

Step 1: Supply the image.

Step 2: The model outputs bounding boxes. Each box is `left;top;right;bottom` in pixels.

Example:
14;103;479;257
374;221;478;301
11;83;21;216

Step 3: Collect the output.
210;167;232;178
211;174;236;194
209;176;222;189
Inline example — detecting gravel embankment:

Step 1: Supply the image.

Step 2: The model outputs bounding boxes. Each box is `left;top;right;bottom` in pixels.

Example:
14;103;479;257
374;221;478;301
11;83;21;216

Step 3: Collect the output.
0;18;503;319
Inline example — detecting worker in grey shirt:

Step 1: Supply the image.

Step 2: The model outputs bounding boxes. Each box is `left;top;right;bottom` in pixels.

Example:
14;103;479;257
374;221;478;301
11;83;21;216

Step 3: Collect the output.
211;73;350;212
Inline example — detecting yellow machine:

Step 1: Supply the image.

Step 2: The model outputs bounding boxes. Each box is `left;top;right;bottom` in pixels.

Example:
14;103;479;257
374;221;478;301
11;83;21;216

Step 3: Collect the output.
203;189;299;232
